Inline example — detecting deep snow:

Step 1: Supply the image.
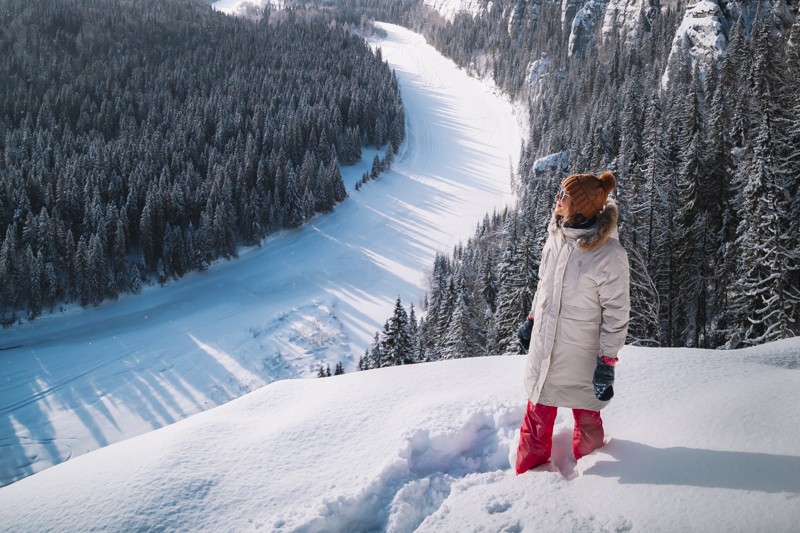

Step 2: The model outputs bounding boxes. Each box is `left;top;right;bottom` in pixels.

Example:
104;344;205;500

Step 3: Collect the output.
0;24;521;486
1;339;799;531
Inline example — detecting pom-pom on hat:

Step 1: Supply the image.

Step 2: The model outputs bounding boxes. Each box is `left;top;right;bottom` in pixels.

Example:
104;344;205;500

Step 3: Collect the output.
561;171;617;219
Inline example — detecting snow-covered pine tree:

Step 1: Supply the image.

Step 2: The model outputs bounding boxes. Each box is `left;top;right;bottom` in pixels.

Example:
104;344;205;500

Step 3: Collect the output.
0;226;19;322
729;14;799;346
370;330;385;369
671;61;711;348
490;214;535;354
440;266;484;358
784;17;800;333
627;95;669;346
329;157;347;203
358;349;369;371
382;297;414;365
284;162;305;229
370;154;381;180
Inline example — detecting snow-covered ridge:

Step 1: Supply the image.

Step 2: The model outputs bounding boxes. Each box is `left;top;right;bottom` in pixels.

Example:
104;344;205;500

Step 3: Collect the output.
563;0;727;83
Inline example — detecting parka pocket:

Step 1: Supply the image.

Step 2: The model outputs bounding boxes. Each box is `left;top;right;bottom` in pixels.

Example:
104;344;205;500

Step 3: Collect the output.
558;303;601;350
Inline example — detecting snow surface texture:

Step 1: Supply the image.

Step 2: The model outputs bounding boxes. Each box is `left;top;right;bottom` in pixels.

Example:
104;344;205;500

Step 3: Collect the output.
2;339;799;531
0;23;521;487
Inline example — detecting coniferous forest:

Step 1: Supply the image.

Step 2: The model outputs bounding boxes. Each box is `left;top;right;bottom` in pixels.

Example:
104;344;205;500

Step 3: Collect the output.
0;0;404;322
338;0;800;367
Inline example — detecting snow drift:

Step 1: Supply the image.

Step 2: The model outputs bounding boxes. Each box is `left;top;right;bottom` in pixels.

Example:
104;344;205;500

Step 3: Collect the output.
1;338;798;531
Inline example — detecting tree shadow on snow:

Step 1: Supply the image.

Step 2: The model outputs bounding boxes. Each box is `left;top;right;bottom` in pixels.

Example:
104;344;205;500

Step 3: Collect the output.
586;439;800;494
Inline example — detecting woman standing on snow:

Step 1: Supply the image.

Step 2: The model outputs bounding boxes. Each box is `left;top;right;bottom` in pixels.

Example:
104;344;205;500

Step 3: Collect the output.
515;171;630;474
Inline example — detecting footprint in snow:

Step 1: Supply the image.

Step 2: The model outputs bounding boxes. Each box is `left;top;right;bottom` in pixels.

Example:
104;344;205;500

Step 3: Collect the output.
281;403;521;532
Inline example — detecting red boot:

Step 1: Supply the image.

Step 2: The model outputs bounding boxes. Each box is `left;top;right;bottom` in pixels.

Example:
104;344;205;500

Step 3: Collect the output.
516;402;557;474
572;408;604;460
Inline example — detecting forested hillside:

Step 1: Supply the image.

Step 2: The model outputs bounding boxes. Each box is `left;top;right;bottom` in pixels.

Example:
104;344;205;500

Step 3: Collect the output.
0;0;404;322
325;0;799;359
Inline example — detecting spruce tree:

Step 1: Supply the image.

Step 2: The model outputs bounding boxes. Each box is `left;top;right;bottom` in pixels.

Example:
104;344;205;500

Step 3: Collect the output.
382;297;414;365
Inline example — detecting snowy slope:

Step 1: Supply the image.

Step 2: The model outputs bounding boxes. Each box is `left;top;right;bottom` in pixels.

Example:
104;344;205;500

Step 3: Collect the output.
0;23;521;487
1;338;798;531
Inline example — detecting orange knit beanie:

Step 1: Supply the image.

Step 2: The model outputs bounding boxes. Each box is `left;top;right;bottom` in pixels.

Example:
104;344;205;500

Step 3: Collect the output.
561;171;617;219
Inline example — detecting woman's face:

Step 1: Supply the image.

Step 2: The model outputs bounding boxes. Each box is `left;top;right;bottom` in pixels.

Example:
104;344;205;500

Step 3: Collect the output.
554;189;575;218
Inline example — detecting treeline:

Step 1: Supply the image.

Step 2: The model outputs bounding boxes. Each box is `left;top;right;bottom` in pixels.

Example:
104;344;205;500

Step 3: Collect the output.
0;0;404;322
342;0;798;358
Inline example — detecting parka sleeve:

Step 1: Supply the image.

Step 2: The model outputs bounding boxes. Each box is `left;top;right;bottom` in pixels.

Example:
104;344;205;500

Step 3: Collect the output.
596;245;630;356
528;236;553;317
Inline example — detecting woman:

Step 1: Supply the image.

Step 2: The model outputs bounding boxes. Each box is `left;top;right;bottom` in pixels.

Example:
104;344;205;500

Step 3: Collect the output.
515;171;630;474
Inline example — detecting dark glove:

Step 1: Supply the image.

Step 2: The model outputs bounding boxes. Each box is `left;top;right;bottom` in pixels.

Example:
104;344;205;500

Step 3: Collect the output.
517;316;534;353
593;356;616;401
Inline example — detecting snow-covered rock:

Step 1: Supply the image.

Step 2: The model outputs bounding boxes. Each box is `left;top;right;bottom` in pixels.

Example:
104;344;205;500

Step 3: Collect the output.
507;0;551;33
533;151;569;174
212;0;281;17
561;0;585;33
661;0;728;88
601;0;653;44
422;0;493;22
526;53;553;88
568;0;608;57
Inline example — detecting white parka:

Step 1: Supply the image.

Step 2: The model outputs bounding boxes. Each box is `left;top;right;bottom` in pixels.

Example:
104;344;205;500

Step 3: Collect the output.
524;199;630;411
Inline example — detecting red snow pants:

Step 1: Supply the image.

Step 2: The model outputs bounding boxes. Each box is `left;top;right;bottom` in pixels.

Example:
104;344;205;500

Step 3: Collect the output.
515;401;605;475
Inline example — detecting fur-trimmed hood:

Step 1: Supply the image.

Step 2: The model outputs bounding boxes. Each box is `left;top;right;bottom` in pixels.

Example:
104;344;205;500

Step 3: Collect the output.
548;198;619;252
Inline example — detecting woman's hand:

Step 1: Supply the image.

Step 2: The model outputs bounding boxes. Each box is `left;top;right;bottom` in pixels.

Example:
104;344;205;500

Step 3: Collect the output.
593;356;616;400
517;316;534;352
